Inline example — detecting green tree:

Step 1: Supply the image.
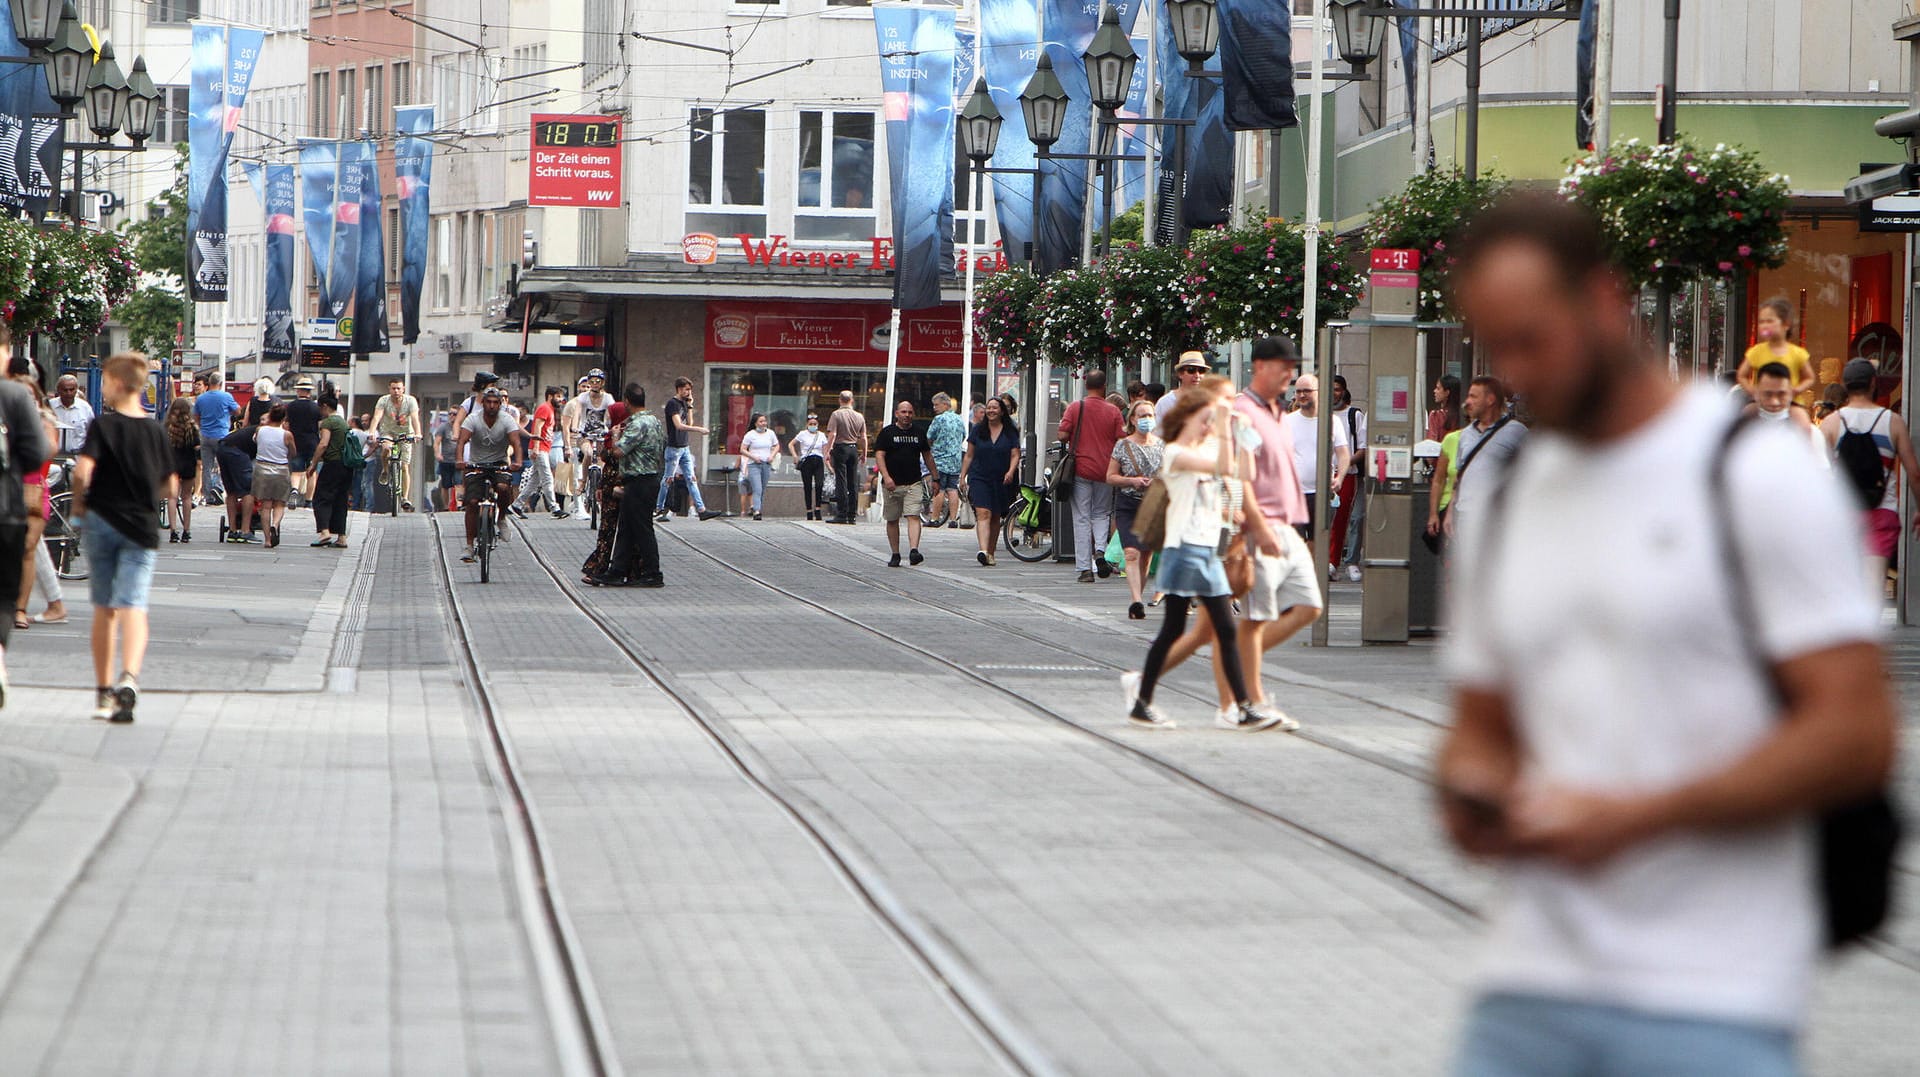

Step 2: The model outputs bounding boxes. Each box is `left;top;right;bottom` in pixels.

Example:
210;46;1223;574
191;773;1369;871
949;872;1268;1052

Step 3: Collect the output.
116;142;188;349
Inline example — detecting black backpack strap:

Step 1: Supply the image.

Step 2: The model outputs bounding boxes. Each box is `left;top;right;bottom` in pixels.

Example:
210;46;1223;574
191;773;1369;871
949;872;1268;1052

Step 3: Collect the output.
1705;411;1782;704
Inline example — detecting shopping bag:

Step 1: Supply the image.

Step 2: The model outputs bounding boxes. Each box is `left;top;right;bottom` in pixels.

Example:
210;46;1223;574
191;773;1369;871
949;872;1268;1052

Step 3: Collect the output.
1103;530;1124;566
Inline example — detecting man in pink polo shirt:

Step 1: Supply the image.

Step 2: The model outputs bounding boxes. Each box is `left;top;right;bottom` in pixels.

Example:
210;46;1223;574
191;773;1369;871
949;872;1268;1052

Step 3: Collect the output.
1160;335;1323;730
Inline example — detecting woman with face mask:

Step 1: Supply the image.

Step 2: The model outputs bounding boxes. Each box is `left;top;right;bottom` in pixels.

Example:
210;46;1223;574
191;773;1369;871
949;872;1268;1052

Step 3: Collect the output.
789;412;831;520
1107;399;1165;619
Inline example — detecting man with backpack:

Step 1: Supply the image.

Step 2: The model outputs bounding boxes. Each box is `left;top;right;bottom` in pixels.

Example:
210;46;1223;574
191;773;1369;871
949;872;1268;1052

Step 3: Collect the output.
1442;375;1526;540
1821;357;1920;596
1439;193;1895;1076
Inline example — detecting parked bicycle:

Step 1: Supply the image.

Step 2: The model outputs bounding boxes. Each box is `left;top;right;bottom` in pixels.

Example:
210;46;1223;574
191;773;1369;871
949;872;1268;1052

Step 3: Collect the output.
43;459;86;581
1002;443;1063;563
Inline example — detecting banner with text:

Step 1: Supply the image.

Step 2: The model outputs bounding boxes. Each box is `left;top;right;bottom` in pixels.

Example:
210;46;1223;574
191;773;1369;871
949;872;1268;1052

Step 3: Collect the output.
263;163;296;360
298;139;356;320
395;105;433;344
874;5;956;311
705;300;966;368
528;113;622;207
351;142;388;354
186;23;263;301
979;0;1039;266
0;6;61;219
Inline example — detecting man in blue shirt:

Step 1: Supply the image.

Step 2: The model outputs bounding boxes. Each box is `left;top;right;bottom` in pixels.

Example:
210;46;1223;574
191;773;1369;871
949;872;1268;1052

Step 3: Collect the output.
192;371;238;504
926;392;967;526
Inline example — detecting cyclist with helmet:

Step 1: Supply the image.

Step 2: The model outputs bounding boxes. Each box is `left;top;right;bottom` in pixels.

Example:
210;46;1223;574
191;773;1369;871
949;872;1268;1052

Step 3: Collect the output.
564;370;615;519
455;387;524;563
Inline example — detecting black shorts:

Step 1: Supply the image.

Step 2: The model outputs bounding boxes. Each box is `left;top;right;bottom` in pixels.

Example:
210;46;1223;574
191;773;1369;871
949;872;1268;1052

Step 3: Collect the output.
463;469;512;500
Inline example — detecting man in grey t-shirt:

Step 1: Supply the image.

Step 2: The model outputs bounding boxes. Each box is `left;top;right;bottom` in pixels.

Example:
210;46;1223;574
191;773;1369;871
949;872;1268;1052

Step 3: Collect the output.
455;388;522;562
1446;375;1528;536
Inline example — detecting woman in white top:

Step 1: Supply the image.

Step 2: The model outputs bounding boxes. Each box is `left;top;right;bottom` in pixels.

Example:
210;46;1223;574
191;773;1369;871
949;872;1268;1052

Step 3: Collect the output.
788;412;831;520
1125;376;1268;732
738;413;781;520
251;404;294;548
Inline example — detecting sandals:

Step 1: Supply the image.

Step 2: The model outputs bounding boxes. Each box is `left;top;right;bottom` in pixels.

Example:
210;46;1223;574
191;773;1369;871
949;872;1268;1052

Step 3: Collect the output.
12;615;29;631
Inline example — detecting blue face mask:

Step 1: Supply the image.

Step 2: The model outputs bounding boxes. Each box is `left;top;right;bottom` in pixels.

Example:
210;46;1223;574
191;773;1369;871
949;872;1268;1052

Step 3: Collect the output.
1135;416;1155;434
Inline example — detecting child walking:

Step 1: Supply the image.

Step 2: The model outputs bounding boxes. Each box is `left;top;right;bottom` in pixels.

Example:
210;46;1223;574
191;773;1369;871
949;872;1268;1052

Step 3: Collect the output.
72;352;170;722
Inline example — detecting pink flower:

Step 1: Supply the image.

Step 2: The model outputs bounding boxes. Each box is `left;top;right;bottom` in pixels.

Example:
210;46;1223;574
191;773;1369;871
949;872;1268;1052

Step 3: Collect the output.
1737;244;1752;257
1718;261;1733;271
1647;238;1659;247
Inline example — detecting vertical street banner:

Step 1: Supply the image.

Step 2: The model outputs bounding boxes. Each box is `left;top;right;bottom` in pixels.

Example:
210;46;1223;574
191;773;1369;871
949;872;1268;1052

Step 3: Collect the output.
0;11;63;220
186;24;264;301
394;104;433;345
262;164;296;360
1574;0;1597;149
1395;0;1421;119
351;143;389;354
298;139;354;320
874;5;956;312
1154;0;1231;241
1036;0;1099;274
1218;0;1296;133
979;0;1039;266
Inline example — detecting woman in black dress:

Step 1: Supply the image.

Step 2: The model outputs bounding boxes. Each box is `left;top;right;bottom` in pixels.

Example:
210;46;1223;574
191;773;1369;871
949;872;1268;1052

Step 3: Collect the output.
959;395;1021;567
163;396;199;542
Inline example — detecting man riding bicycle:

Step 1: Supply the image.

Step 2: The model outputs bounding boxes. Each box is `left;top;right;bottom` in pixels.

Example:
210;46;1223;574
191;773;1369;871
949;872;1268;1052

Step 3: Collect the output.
455;387;524;563
371;377;421;511
563;369;613;503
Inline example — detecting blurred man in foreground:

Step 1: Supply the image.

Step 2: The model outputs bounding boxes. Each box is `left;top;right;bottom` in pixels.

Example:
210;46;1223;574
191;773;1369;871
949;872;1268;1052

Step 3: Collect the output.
1438;193;1895;1075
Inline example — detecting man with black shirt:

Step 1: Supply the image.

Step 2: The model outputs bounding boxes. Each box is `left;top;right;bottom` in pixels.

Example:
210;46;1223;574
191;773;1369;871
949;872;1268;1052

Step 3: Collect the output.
654;376;720;521
285;377;321;503
216;416;260;544
71;353;165;722
873;400;936;567
0;332;48;705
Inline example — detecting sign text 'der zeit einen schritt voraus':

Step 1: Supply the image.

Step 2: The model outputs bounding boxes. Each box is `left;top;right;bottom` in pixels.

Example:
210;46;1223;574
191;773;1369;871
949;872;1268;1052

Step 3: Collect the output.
529;113;623;207
683;232;1010;274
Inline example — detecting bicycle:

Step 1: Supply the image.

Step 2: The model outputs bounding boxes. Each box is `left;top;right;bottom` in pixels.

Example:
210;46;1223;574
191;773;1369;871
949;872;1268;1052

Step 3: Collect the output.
576;436;605;532
465;464;514;583
1002;444;1064;563
43;460;87;581
917;471;971;528
377;434;417;516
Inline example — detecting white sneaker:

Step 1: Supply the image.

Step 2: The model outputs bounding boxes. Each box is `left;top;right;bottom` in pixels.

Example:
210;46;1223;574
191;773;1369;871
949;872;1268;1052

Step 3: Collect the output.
1120;670;1141;711
1127;700;1176;729
1346;564;1362;583
1245;701;1300;732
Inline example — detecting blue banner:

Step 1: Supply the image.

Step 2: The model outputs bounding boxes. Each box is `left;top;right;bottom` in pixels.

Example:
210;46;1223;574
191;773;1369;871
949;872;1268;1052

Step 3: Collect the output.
0;8;63;220
1218;0;1296;132
395;105;433;345
1036;0;1098;274
875;6;956;312
351;142;388;354
298;139;353;320
1395;0;1420;120
263;164;295;360
1575;0;1597;149
186;24;264;302
980;0;1039;267
1155;0;1232;240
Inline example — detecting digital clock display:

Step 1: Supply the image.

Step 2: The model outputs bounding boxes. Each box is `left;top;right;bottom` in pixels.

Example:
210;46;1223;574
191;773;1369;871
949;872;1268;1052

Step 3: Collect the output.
533;120;620;148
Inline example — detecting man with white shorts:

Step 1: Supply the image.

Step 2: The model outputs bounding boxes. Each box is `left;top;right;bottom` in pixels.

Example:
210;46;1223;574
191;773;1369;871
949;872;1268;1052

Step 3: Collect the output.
1159;335;1321;729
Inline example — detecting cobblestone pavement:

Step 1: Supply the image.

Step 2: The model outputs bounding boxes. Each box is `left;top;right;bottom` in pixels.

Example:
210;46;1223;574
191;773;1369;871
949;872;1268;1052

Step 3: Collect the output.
0;506;1911;1075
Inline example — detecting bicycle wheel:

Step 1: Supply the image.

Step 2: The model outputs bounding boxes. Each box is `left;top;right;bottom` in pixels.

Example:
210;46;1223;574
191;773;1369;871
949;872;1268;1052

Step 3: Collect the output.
46;491;88;580
478;506;494;583
917;484;946;528
1002;492;1054;563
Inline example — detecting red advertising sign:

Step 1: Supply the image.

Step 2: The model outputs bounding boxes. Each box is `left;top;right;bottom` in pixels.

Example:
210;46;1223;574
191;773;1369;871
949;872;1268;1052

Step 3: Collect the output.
528;114;623;207
704;300;967;368
1369;248;1421;271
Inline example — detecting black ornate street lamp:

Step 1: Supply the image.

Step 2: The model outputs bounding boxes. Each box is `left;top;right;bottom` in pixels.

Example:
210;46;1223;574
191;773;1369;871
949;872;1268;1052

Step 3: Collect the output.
83;42;128;141
1018;52;1069;151
1165;0;1221;75
42;1;90;109
1330;0;1388;73
124;56;158;148
1084;5;1138;115
959;77;1002;163
10;0;60;51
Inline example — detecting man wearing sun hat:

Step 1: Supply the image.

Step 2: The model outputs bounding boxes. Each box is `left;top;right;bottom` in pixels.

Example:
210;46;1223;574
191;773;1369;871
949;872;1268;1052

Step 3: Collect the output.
1156;350;1212;426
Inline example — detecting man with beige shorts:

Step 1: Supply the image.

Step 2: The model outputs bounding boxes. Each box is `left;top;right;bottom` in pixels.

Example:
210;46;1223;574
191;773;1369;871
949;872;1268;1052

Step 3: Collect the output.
873;399;936;568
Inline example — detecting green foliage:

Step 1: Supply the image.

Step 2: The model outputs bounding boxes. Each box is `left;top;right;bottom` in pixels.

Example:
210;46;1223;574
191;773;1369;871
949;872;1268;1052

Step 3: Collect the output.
118;143;188;280
117;284;186;357
1101;243;1202;362
1186;218;1365;342
1560;137;1790;291
972;264;1046;369
1103;202;1145;247
1038;266;1123;368
0;215;35;325
1362;167;1509;320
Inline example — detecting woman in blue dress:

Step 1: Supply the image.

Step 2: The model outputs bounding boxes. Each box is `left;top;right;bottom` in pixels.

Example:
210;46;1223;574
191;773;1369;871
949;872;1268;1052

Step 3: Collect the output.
959;395;1021;566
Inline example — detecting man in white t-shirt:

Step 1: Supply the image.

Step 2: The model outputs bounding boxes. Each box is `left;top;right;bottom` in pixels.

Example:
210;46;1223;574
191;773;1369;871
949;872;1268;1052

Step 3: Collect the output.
1286;373;1349;540
1439;193;1893;1075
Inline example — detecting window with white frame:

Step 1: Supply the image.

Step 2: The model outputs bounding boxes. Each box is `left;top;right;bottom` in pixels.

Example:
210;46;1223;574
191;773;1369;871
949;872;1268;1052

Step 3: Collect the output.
155;86;189;146
795;109;876;242
432;216;452;310
953;125;989;249
687;106;766;236
151;0;201;24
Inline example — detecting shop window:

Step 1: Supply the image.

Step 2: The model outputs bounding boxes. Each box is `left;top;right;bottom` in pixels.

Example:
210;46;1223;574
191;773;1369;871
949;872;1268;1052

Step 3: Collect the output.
687;106;766;236
796;110;876;242
703;367;988;474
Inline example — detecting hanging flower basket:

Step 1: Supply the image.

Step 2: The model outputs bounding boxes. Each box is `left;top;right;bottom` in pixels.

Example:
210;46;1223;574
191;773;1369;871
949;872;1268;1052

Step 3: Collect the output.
1363;167;1509;320
1038;266;1125;370
1101;243;1203;364
1560;137;1790;291
1187;217;1365;343
973;264;1046;370
10;225;72;337
0;216;36;328
83;228;137;307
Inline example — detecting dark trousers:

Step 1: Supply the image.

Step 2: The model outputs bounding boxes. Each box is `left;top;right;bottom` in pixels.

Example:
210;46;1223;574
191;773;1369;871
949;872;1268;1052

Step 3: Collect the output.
0;517;23;646
313;460;352;536
831;443;860;521
606;473;661;582
798;456;825;511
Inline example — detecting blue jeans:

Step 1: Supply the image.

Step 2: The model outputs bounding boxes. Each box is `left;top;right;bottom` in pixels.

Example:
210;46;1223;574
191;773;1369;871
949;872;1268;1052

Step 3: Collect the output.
655;445;707;511
85;521;157;610
1455;993;1797;1077
742;460;771;513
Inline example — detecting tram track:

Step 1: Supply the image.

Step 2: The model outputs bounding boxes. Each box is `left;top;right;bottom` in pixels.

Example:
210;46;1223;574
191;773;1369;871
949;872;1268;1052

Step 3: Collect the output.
486;517;1058;1077
648;523;1481;923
